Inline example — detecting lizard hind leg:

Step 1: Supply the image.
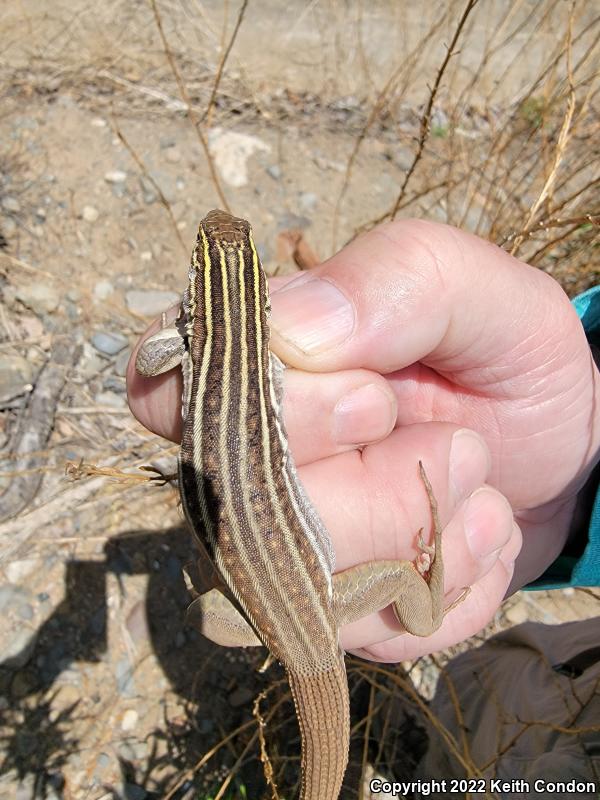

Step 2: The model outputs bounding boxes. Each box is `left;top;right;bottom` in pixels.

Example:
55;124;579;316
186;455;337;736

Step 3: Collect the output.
332;461;465;638
186;588;262;648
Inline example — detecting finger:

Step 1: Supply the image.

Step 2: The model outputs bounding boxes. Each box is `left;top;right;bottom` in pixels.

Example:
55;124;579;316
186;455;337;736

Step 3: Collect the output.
127;306;183;443
268;219;574;383
284;368;397;465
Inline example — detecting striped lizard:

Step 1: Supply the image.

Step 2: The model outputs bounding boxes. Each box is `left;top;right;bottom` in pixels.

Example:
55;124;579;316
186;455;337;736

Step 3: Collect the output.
136;209;453;800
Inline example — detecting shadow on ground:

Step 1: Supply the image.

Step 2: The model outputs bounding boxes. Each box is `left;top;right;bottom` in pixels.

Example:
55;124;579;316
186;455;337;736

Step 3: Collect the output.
0;527;272;799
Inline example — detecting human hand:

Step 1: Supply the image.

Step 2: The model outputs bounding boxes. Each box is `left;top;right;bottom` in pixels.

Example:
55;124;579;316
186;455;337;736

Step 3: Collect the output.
128;219;600;662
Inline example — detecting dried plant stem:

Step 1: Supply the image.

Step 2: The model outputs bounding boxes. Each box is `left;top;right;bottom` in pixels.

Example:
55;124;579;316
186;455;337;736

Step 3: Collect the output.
204;0;249;127
149;0;230;211
111;117;188;256
510;7;576;256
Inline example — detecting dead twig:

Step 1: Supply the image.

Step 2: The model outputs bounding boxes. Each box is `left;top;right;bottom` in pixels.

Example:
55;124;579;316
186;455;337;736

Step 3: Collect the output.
149;0;230;212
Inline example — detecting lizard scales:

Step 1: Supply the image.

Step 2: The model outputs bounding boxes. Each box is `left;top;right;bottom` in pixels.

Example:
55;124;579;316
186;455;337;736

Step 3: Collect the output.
136;209;452;799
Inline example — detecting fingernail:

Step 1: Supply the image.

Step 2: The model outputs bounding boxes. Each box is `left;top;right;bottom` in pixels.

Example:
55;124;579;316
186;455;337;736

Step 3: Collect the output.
448;429;491;500
334;383;396;445
464;487;513;561
270;275;355;354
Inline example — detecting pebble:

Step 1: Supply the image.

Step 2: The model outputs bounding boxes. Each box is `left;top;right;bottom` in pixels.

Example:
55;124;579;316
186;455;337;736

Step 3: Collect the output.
2;217;17;235
93;280;114;301
139;176;157;204
165;146;181;163
115;656;136;697
0;583;30;613
18;603;34;621
504;601;529;626
140;250;152;261
126;601;150;647
147;170;176;202
0;354;34;404
94;390;126;408
121;708;139;731
228;686;254;707
57;684;81;707
103;375;126;394
266;164;281;180
2;196;20;213
104;169;127;183
114;349;130;377
125;289;179;317
82;205;99;223
91;331;129;356
4;626;37;669
299;191;318;213
111;182;126;199
15;282;60;313
78;342;108;380
208;127;271;188
278;212;310;230
121;784;146;800
4;558;40;583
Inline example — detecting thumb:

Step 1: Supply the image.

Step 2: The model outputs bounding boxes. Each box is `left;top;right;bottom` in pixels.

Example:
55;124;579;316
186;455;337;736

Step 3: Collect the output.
268;218;569;377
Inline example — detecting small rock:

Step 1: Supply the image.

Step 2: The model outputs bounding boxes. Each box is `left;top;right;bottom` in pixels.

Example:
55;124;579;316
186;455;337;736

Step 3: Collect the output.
91;331;129;356
35;207;47;221
6;559;39;585
299;191;318;213
104;169;127;183
18;603;34;621
3;626;37;669
2;196;20;213
103;376;126;394
504;601;529;626
146;170;177;202
165;147;181;163
114;349;130;377
57;684;81;707
121;708;139;731
140;250;152;261
228;686;254;707
125;289;179;317
266;164;282;180
93;280;114;301
91;117;107;127
78;342;108;380
0;354;34;404
126;601;150;647
15;282;60;313
94;390;126;408
139;176;157;204
2;217;17;235
82;205;99;223
208;127;271;188
122;784;146;800
115;657;136;697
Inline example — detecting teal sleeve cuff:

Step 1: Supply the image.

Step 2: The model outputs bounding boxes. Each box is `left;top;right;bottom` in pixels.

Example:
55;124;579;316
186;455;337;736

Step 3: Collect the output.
527;285;600;590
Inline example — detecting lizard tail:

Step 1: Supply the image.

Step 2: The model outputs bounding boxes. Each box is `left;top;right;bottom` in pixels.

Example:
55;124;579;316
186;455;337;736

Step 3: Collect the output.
287;658;350;800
